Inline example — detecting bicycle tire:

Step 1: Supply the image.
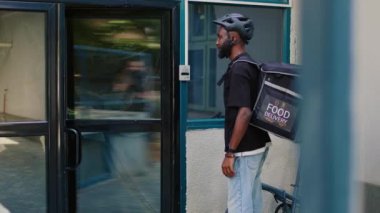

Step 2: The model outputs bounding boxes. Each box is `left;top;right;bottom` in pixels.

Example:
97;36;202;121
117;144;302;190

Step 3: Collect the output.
274;203;292;213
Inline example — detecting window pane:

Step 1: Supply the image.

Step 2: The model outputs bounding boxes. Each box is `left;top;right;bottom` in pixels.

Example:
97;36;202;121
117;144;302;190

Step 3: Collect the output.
69;17;161;120
190;4;206;37
188;4;284;119
208;48;217;108
0;136;46;212
0;11;46;122
208;7;216;35
225;0;288;3
188;49;204;108
77;131;160;212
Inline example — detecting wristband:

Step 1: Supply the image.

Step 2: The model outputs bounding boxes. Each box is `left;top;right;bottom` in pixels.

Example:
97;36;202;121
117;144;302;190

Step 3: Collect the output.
225;152;235;158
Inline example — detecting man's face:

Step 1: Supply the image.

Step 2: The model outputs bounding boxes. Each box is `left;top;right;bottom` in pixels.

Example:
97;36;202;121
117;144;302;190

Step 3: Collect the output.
216;26;233;59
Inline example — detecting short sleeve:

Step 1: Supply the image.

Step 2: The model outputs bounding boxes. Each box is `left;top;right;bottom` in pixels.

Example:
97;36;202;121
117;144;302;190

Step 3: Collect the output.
226;65;252;108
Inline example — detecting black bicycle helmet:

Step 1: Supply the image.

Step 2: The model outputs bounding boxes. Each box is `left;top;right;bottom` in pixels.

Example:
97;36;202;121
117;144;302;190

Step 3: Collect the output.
213;13;254;43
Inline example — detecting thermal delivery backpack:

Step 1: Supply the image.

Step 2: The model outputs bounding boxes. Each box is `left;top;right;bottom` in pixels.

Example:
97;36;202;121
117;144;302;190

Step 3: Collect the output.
233;57;301;140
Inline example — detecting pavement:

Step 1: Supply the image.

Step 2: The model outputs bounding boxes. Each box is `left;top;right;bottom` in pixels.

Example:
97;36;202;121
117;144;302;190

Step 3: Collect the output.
0;136;160;213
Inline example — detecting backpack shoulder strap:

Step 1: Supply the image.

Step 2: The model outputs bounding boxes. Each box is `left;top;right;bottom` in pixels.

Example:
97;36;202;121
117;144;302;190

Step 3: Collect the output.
231;56;265;103
217;55;262;86
232;56;264;87
232;55;261;68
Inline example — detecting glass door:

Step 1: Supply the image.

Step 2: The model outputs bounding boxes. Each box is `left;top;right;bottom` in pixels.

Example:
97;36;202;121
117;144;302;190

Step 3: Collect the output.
0;2;58;213
64;8;176;212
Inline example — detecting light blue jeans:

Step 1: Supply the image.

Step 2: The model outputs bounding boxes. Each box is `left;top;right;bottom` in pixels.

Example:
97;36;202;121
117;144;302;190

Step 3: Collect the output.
227;148;269;213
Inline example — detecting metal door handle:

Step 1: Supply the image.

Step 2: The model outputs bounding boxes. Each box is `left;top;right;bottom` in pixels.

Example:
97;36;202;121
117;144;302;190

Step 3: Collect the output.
66;128;82;170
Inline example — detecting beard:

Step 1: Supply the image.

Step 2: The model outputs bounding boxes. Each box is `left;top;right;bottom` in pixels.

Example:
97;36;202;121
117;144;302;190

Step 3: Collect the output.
218;39;234;59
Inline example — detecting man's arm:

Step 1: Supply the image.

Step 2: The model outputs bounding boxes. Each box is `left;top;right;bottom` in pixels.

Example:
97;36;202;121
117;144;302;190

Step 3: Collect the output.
228;107;252;150
222;107;252;177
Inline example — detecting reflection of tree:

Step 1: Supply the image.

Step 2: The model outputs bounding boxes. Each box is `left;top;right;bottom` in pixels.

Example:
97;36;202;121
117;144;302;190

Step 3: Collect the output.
71;18;161;53
73;18;162;79
71;18;162;118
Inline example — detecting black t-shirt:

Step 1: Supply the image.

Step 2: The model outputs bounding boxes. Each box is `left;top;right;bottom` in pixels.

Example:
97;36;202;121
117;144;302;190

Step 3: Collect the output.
223;53;271;152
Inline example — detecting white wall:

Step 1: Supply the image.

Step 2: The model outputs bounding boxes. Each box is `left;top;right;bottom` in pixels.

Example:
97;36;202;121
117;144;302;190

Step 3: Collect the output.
352;0;380;212
186;129;227;213
290;0;302;64
0;12;45;120
352;0;380;187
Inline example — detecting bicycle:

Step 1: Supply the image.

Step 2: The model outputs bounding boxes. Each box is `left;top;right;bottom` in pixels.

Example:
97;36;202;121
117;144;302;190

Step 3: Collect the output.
262;161;300;213
262;182;297;213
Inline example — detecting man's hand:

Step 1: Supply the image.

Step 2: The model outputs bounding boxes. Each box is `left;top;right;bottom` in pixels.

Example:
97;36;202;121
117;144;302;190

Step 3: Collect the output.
222;157;235;177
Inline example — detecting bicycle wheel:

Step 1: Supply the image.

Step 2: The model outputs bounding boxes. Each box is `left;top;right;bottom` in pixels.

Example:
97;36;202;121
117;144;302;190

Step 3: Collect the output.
275;203;292;213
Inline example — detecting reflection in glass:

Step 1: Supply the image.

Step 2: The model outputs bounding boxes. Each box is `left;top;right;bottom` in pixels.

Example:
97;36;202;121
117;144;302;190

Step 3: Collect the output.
209;6;216;35
77;132;160;212
209;48;217;108
0;11;46;122
189;49;204;106
0;136;46;212
69;18;161;120
190;4;205;37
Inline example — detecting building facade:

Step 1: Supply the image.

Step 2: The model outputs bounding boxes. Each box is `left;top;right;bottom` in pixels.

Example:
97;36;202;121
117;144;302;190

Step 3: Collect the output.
1;0;379;213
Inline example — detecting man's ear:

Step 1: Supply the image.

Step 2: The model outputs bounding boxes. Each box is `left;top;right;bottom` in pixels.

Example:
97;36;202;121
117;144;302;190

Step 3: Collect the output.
229;32;240;44
231;36;237;44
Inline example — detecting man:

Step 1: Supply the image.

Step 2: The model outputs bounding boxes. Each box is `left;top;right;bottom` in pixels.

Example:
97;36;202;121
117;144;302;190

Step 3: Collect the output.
213;13;271;212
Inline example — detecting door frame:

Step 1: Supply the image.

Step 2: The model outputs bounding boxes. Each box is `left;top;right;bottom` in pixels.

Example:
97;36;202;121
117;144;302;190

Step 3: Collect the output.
58;2;180;213
0;1;60;212
0;0;179;212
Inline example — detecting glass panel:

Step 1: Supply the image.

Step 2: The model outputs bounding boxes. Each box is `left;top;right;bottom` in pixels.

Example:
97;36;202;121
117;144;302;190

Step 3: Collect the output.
208;6;216;35
77;131;160;212
188;49;204;107
69;17;161;120
190;4;206;37
0;136;46;212
0;11;46;122
208;48;217;108
188;4;284;119
228;0;288;3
